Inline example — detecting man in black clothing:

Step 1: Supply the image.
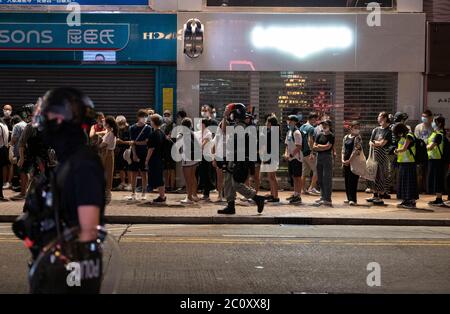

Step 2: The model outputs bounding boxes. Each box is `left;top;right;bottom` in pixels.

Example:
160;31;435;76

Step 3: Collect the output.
217;103;265;215
13;88;106;294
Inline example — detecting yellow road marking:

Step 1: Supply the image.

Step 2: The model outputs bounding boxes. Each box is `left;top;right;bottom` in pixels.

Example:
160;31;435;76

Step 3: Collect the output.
2;236;450;247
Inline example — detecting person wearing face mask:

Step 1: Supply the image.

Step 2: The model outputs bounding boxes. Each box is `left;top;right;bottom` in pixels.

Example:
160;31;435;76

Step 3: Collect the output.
114;115;132;192
313;120;335;207
161;110;176;192
198;105;218;201
145;114;167;203
2;104;13;131
2;104;13;190
415;110;434;193
341;121;363;206
284;115;303;204
393;123;418;209
427;116;447;207
366;112;392;206
125;109;151;201
13;88;105;293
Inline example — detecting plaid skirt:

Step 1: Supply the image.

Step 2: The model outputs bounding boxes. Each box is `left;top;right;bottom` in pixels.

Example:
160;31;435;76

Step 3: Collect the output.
397;163;419;201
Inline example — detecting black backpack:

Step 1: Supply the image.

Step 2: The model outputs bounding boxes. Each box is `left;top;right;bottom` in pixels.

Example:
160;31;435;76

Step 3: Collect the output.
437;133;450;164
409;136;428;164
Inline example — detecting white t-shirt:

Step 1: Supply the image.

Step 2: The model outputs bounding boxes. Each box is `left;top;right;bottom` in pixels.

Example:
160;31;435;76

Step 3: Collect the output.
285;128;303;162
0;123;8;148
102;131;116;151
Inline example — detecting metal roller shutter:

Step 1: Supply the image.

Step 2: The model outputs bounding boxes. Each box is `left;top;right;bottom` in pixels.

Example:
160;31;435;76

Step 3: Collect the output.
344;72;398;155
0;68;155;122
200;71;251;118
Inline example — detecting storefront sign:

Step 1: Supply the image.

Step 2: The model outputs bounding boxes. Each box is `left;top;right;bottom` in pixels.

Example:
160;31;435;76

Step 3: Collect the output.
0;13;176;62
0;23;129;51
428;92;450;118
0;0;148;5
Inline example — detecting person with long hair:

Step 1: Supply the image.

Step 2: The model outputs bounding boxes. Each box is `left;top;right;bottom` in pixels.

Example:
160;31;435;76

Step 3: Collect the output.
367;112;392;206
99;116;118;204
393;123;418;209
341;121;362;206
178;118;200;203
115;115;132;191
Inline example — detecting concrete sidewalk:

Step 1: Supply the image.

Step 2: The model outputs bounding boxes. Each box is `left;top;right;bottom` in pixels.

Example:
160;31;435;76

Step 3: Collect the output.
1;189;450;226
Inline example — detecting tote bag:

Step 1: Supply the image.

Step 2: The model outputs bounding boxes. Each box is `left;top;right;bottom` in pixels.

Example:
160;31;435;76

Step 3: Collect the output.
365;146;378;182
350;149;369;179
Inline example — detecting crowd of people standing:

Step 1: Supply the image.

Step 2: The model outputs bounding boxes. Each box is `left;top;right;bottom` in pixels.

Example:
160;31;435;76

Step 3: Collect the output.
1;100;450;211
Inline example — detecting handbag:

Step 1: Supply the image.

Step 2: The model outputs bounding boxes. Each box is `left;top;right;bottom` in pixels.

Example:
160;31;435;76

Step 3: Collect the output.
350;149;369;179
123;125;148;165
365;146;378;182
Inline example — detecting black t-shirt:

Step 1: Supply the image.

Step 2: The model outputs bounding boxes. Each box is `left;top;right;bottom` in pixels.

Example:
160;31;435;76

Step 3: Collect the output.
59;147;106;228
370;126;392;147
343;136;355;161
147;128;165;163
117;127;130;150
315;132;335;154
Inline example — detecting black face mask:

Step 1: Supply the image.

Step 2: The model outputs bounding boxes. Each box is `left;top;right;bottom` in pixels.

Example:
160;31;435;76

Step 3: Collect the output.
42;120;87;162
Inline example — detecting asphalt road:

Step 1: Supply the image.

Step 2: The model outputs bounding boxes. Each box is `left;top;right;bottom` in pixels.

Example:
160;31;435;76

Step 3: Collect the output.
0;224;449;294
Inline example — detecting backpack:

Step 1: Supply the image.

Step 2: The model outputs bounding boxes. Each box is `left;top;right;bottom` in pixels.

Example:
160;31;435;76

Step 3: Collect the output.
299;125;311;156
437;133;450;164
409;135;428;164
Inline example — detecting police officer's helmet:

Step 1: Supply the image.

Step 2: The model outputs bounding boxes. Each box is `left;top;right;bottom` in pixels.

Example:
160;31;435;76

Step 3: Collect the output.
226;103;247;122
38;88;96;130
393;112;408;123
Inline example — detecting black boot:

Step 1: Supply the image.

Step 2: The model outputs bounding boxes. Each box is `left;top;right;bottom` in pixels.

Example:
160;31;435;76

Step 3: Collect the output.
218;201;236;215
253;195;265;214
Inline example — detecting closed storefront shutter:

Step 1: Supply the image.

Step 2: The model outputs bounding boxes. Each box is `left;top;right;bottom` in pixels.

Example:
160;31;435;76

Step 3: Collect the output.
198;71;397;177
200;71;251;118
344;72;398;156
0;68;155;122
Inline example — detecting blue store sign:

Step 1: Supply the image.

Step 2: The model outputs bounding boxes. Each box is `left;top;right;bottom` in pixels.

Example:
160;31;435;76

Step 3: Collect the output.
0;0;148;5
0;23;130;50
0;13;176;62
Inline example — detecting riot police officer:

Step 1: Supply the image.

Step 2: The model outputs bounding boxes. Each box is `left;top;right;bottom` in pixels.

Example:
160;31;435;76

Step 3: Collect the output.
13;87;106;294
217;103;265;215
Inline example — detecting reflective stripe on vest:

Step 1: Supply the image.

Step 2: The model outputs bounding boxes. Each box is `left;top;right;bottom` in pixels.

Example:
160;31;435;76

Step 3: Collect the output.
427;131;444;160
397;133;415;163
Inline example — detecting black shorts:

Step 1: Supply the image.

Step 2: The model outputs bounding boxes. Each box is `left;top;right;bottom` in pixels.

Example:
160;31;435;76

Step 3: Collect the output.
129;151;147;172
114;151;129;171
288;159;302;178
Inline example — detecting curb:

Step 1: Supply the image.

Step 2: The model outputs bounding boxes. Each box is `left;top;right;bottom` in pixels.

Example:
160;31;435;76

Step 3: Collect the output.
2;215;448;227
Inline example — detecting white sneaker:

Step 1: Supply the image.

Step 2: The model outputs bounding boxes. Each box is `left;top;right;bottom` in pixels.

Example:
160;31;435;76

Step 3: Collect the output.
309;188;321;196
349;201;357;206
124;193;136;201
140;194;147;201
3;183;11;190
124;184;132;191
180;197;194;204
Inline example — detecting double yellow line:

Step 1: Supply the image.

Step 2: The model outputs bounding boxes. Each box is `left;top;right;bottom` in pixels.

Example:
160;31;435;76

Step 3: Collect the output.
2;236;450;247
120;237;450;247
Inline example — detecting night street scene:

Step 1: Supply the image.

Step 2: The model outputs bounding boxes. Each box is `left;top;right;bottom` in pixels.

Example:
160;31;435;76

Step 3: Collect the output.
0;0;449;311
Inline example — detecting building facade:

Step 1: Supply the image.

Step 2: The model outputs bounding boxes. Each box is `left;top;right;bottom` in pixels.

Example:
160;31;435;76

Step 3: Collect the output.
0;2;176;122
176;0;426;175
